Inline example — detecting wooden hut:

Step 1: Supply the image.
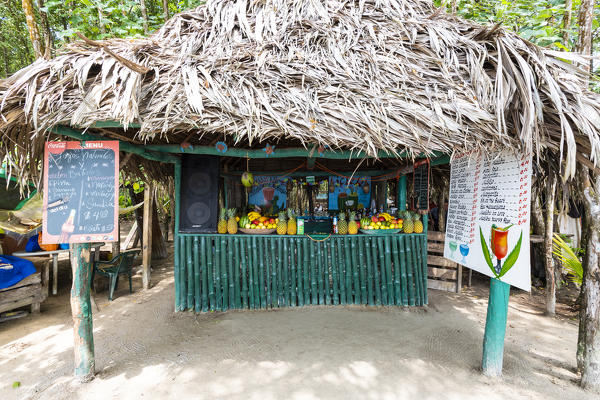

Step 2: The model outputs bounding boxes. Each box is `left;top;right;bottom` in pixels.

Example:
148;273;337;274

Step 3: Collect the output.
0;0;599;380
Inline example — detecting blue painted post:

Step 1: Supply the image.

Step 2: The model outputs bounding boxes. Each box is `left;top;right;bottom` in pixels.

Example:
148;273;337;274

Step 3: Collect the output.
482;278;510;376
70;243;94;381
398;175;407;211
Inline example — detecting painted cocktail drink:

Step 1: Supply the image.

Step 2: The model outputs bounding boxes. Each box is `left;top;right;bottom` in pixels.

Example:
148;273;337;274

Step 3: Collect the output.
449;241;457;257
491;226;509;274
459;244;469;264
262;187;275;207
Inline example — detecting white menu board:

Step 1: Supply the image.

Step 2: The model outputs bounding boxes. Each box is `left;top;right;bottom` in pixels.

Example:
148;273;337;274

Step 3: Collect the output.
444;150;531;291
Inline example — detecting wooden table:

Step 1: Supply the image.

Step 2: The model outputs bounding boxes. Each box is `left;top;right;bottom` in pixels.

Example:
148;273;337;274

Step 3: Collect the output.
13;243;104;295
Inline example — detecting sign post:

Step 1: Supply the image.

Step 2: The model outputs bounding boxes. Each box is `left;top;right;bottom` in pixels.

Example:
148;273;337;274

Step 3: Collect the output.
444;149;532;376
43;140;119;381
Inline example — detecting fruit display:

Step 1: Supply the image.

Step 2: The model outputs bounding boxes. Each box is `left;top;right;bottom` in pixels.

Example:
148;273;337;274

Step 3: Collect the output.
338;212;348;235
414;212;424;233
277;211;288;234
239;211;278;230
348;211;358;235
217;207;228;234
361;212;403;231
403;211;414;233
227;208;238;234
287;209;297;235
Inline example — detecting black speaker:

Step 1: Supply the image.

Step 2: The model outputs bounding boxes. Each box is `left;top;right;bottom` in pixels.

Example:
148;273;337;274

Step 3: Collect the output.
179;155;220;233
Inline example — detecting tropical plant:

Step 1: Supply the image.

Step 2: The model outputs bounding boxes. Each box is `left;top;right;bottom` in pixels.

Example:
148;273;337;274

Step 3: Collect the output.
552;233;583;285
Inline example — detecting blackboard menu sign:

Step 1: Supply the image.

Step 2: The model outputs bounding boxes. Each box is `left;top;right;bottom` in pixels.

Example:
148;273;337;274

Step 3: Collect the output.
413;159;429;211
42;141;119;244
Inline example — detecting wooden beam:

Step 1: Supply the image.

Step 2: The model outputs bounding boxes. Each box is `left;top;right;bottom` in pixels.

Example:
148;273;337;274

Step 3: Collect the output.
224;169;399;178
50;125;179;164
146;143;444;160
69;243;95;382
91;121;141;129
142;185;153;290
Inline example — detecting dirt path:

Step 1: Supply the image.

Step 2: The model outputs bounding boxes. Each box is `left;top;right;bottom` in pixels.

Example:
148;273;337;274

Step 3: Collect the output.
0;246;592;400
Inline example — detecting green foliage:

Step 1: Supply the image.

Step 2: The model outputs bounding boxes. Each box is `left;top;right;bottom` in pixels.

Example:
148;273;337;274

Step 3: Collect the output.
436;1;600;52
3;0;207;77
552;233;583;285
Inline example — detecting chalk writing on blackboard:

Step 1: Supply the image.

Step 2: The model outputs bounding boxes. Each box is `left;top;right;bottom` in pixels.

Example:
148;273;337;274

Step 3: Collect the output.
42;141;119;244
413;159;429;211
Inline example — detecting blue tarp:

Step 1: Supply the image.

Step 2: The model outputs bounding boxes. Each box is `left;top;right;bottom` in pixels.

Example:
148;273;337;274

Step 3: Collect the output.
0;255;36;290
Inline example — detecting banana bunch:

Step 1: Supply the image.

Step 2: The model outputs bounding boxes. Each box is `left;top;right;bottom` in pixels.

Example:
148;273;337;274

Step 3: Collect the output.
379;213;393;221
247;212;261;221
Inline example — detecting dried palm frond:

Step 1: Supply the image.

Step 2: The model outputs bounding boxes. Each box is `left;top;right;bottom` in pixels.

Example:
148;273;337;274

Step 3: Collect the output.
0;0;599;186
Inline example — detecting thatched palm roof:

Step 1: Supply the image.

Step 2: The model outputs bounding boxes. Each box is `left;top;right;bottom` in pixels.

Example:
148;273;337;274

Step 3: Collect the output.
1;0;599;182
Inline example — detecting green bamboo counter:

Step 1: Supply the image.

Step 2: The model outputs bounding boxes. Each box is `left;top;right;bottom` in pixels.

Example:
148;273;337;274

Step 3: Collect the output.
174;233;427;312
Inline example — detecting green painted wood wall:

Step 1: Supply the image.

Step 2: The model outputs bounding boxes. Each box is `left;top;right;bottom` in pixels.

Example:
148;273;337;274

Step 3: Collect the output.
174;234;428;312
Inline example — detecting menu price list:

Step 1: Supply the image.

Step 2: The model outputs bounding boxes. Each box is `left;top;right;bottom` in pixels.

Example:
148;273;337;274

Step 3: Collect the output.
445;150;531;249
43;141;119;244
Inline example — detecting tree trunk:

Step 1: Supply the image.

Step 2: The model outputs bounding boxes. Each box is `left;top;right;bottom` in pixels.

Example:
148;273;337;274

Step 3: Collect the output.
140;0;149;35
563;0;572;46
36;0;52;59
21;0;43;59
577;169;591;371
576;0;594;72
544;166;558;316
98;7;106;35
163;0;169;22
152;205;168;259
580;173;600;390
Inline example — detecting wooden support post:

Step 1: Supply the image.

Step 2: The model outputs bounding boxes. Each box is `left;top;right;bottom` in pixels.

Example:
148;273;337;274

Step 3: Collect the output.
111;218;120;257
482;278;510;377
142;185;153;290
70;243;94;382
398;175;407;211
174;159;182;311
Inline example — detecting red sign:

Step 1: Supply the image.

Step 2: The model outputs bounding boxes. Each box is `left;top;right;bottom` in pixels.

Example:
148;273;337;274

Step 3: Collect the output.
42;141;119;244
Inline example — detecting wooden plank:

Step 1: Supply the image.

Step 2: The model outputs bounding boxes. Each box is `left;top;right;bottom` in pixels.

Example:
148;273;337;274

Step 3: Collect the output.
428;267;458;280
427;255;457;268
0;284;42;306
0;273;41;292
427;279;457;292
142;186;153;290
123;221;138;250
427;242;445;253
0;296;36;313
427;231;445;241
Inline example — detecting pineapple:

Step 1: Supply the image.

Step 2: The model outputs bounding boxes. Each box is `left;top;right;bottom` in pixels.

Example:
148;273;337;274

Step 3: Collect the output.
414;212;424;233
403;211;414;234
217;208;227;234
348;211;358;234
277;211;287;234
227;208;238;234
287;209;297;235
338;212;348;235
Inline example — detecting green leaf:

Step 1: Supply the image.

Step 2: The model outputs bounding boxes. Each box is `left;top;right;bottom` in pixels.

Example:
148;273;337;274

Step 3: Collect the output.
498;230;523;278
12;381;20;388
480;226;497;278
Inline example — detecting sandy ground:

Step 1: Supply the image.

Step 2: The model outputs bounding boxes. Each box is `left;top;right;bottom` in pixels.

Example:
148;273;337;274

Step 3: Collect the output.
0;241;594;400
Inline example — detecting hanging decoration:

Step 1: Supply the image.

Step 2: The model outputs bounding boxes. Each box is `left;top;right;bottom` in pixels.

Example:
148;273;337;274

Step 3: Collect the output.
263;144;275;157
241;171;254;187
179;141;192;152
215;141;228;153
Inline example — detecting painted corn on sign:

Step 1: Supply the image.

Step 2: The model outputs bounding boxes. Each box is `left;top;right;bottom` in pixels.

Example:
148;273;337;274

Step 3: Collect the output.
42;141;119;244
444;150;532;291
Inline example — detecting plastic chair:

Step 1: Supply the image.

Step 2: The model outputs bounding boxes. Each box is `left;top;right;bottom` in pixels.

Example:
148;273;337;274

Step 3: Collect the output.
92;249;140;301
